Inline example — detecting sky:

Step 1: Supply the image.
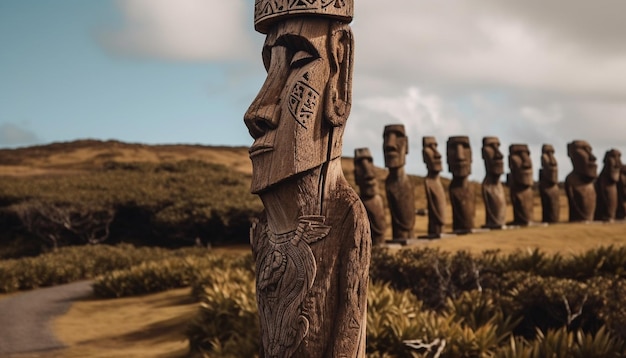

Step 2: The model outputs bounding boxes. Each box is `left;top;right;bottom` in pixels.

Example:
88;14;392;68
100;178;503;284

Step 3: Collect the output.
1;0;625;181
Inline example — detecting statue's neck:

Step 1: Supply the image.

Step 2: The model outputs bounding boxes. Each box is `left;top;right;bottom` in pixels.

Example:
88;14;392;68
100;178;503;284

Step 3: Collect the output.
259;158;342;234
426;170;440;179
388;166;406;180
483;172;501;185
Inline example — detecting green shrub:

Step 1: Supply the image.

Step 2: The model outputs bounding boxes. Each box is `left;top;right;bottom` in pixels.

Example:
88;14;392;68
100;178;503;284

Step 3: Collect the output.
186;266;259;358
0;244;211;293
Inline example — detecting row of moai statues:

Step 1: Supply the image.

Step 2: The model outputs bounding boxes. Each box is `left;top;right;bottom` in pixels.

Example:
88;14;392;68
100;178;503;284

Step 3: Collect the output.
354;124;626;243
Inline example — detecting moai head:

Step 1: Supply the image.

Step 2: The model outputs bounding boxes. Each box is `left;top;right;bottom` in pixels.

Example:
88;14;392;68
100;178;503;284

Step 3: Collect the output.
482;136;504;176
447;136;472;178
568;140;598;180
383;124;408;169
422;136;442;174
244;1;355;194
603;149;623;183
509;144;533;187
541;144;558;185
354;148;377;198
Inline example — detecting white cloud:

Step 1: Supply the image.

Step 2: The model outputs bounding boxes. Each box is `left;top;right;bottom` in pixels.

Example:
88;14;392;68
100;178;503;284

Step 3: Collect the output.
99;0;255;61
520;104;563;126
344;0;626;181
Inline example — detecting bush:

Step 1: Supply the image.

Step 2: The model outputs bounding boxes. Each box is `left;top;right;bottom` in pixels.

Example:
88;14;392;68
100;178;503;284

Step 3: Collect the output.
0;244;211;293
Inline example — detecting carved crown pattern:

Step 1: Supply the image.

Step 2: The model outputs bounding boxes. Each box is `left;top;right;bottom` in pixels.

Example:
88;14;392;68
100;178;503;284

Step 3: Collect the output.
254;0;354;33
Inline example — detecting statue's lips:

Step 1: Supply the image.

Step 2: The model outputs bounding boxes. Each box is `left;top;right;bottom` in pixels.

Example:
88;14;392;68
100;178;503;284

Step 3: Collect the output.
249;144;273;158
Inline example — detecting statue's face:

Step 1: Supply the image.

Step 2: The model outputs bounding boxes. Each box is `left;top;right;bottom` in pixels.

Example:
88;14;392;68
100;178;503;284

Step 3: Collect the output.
354;156;377;198
541;145;557;169
482;138;504;176
447;137;472;177
569;141;597;179
509;145;533;186
605;150;622;183
383;126;408;169
244;19;333;194
422;138;442;173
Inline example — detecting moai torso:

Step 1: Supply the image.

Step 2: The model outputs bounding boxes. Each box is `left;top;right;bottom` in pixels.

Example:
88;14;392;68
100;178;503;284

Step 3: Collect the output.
384;125;415;239
595;149;622;221
354;147;387;245
565;140;598;222
617;165;626;220
539;144;560;223
481;137;506;228
244;2;369;356
508;144;534;225
422;137;446;235
447;136;475;232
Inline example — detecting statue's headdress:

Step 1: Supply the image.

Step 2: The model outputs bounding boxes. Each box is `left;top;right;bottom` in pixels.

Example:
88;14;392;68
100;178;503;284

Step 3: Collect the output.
254;0;354;33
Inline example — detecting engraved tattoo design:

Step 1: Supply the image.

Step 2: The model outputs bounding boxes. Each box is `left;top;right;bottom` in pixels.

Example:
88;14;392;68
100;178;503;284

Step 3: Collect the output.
251;215;331;357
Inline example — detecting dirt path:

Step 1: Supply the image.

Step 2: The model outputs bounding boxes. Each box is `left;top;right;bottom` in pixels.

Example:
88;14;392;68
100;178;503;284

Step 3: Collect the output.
0;281;93;356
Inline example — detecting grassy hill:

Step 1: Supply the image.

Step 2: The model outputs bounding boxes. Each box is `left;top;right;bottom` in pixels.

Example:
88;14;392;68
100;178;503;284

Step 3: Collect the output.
0;139;603;259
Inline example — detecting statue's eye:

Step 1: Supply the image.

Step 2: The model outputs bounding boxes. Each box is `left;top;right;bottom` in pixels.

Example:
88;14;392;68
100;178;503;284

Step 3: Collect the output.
290;50;316;68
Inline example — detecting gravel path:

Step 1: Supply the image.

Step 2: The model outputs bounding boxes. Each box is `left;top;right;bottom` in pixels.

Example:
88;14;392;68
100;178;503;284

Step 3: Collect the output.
0;281;93;356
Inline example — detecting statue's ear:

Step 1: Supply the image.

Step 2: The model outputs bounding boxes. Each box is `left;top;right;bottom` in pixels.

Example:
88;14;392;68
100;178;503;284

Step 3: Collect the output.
324;23;354;127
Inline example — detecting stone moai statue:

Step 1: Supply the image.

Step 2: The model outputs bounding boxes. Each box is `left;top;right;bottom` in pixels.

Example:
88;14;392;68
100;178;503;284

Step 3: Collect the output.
595;149;623;221
383;124;415;239
244;1;370;356
539;144;560;223
565;140;598;222
617;165;626;220
447;136;475;232
422;136;446;236
354;148;387;245
508;144;534;225
481;137;506;228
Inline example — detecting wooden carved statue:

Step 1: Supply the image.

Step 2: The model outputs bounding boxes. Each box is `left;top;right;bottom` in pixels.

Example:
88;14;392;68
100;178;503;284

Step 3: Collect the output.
508;144;534;225
354;147;387;245
481;137;506;228
617;165;626;220
595;149;622;221
447;136;475;232
539;144;560;223
422;136;446;236
383;124;415;239
244;1;370;356
565;140;598;222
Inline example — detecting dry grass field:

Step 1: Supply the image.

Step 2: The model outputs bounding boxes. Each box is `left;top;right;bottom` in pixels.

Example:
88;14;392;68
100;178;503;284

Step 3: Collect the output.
2;140;625;357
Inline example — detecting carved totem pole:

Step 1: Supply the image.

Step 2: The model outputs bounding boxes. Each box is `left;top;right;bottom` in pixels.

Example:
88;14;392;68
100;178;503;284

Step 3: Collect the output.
447;136;475;232
565;140;598;222
354;147;387;245
617;165;626;220
383;124;415;239
508;144;534;225
481;137;507;228
244;1;370;356
422;136;446;236
539;144;560;223
594;149;622;222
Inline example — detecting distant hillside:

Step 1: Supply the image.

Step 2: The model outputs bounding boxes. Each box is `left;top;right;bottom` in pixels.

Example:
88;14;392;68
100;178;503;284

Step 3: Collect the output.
0;139;522;258
0;139;253;176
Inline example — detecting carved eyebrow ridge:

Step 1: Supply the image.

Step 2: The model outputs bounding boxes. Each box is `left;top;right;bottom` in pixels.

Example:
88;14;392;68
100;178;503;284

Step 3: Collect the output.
275;34;320;58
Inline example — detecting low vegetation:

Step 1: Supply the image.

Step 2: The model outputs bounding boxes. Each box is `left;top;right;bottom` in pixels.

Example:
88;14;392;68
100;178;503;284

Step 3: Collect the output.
0;244;210;293
0;159;262;257
4;238;626;357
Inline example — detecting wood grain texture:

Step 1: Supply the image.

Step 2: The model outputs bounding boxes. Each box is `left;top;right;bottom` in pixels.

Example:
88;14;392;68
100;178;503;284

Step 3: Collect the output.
244;12;369;357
